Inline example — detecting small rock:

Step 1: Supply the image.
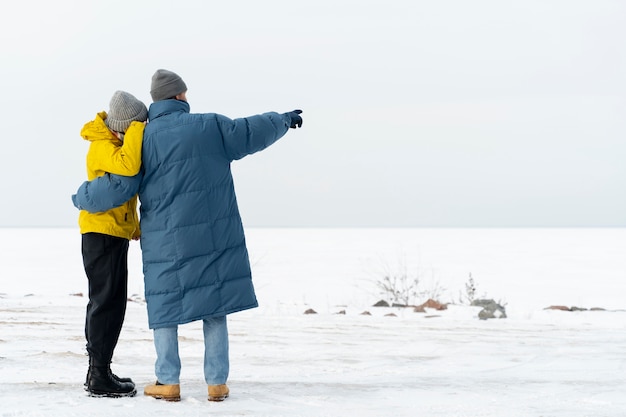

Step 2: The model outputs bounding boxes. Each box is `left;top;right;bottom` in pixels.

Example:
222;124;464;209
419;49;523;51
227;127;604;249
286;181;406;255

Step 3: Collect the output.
416;298;448;311
478;309;505;320
360;311;371;316
473;299;507;320
544;305;571;311
373;300;390;307
304;308;317;315
414;305;426;313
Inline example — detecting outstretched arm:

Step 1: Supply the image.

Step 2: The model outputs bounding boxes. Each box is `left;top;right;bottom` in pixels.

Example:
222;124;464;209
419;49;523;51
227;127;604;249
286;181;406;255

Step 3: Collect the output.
72;172;142;213
220;110;303;161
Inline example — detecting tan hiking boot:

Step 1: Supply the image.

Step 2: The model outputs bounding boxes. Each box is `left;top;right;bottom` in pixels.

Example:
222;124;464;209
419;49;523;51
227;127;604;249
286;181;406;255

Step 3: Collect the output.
144;381;181;402
208;384;229;401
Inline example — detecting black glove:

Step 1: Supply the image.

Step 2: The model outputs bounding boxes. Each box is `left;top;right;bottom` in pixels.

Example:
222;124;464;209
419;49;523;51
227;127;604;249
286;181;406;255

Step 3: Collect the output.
285;109;303;129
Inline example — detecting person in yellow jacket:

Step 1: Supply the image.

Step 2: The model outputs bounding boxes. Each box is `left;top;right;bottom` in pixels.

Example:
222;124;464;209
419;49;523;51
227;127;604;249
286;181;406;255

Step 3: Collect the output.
78;90;146;398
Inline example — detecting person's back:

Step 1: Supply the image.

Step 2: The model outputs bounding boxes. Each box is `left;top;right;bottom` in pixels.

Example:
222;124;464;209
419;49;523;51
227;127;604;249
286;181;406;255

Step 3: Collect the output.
137;97;285;328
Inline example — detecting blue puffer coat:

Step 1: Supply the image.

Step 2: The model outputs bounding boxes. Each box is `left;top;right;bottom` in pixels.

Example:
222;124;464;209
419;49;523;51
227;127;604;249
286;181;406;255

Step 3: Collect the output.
73;99;292;328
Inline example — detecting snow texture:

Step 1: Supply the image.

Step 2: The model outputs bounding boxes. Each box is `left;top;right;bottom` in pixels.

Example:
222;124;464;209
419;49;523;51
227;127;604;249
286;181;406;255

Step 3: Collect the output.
1;227;625;416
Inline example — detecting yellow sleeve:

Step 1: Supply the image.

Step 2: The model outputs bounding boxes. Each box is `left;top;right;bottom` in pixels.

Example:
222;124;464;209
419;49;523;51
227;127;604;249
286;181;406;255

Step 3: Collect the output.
88;122;144;176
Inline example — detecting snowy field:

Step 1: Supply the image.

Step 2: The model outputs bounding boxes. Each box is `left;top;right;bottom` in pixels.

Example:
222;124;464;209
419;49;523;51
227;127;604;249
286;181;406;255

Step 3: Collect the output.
1;227;625;417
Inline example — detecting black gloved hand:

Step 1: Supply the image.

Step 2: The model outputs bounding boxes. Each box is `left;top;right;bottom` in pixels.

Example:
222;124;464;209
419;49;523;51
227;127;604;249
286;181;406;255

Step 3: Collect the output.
285;109;303;129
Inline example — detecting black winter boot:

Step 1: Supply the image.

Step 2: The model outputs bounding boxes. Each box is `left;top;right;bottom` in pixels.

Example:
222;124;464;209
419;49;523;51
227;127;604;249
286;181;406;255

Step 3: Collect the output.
86;365;136;398
85;366;135;389
111;371;134;385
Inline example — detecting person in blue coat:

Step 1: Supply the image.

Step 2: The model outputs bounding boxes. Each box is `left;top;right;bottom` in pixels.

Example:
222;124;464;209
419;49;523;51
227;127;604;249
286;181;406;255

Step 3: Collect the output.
73;69;303;402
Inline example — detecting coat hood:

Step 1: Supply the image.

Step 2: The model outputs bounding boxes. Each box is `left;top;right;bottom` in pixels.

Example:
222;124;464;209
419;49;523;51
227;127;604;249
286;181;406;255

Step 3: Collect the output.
148;99;190;122
80;112;118;143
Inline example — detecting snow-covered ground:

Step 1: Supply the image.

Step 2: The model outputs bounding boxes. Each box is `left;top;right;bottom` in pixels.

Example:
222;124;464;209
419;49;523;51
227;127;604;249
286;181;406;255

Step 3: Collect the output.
1;227;625;416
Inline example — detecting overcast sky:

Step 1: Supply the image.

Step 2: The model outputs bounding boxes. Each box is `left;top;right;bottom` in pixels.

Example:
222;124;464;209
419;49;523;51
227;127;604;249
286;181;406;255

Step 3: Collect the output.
1;0;624;227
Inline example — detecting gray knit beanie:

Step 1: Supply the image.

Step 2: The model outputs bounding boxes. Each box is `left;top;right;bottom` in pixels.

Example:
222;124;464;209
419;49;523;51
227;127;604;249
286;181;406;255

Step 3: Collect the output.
150;69;187;102
105;91;148;133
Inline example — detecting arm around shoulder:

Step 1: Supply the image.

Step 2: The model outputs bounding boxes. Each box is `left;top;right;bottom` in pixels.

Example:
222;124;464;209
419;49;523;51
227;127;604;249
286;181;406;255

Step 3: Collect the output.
72;172;142;213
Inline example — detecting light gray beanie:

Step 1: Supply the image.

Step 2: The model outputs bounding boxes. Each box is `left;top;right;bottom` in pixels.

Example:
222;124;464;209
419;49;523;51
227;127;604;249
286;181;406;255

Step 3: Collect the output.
150;69;187;102
105;91;148;133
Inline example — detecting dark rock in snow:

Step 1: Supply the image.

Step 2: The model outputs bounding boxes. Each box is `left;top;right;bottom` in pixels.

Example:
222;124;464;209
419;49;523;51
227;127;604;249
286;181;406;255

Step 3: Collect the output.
414;299;447;313
545;305;606;312
472;299;506;320
544;305;571;311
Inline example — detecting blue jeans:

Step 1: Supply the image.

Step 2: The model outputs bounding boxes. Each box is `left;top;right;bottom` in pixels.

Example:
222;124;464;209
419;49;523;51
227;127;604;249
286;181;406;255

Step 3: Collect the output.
153;316;229;385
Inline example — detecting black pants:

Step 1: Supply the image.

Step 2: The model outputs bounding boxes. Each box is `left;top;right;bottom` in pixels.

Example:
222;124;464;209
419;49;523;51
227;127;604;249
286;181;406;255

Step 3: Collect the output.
82;233;129;366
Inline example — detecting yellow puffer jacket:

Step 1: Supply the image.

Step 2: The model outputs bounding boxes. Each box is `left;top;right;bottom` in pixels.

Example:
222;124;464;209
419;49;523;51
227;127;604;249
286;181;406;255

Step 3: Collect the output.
78;111;143;240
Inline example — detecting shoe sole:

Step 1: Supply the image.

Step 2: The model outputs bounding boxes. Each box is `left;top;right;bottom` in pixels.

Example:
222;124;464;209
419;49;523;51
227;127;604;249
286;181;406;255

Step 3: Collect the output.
146;394;181;402
87;389;137;398
208;394;229;402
